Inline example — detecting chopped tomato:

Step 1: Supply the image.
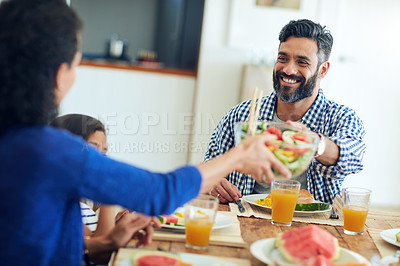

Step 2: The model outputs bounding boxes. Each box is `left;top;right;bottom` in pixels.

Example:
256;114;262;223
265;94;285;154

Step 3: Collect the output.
266;141;279;151
285;147;310;155
266;127;283;140
293;134;308;142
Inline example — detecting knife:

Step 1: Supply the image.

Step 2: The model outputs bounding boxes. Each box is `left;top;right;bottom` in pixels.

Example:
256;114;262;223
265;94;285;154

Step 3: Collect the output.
236;199;245;213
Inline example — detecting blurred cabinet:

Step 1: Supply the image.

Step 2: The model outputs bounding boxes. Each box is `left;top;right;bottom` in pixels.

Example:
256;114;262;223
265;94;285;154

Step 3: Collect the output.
239;64;274;102
155;0;204;70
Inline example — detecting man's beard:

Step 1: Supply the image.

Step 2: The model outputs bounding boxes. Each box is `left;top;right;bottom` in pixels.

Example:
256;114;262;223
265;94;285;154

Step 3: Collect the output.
273;70;318;103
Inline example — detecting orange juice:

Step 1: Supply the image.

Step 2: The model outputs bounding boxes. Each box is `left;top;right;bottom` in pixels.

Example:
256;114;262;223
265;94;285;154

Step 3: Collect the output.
185;218;213;247
271;188;299;224
343;205;368;233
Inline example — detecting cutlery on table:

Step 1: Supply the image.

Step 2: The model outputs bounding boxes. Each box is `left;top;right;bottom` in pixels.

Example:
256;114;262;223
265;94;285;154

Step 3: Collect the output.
330;207;339;219
236;199;245;213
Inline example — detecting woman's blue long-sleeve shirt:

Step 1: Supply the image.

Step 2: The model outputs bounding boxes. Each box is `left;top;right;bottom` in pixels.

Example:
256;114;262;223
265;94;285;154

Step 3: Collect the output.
0;126;202;265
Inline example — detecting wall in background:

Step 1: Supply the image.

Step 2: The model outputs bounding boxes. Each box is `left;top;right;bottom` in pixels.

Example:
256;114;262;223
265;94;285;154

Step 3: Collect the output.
60;66;195;172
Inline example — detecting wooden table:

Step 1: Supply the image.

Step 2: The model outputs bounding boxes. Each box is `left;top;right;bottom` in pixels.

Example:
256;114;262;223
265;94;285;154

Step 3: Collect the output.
113;204;400;265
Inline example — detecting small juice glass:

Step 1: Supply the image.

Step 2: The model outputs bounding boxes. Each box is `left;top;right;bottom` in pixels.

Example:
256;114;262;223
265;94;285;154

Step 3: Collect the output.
342;187;371;235
271;179;300;226
184;194;218;249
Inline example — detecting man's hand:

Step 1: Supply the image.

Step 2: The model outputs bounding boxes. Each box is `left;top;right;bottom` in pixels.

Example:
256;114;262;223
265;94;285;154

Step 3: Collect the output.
286;120;339;165
286;120;309;131
209;179;241;203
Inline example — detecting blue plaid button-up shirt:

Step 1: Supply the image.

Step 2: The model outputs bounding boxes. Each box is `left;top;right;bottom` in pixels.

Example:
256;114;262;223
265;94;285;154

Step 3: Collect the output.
204;89;366;203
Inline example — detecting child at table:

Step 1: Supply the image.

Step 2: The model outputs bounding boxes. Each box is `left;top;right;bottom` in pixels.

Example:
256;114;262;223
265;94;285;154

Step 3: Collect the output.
51;114;114;231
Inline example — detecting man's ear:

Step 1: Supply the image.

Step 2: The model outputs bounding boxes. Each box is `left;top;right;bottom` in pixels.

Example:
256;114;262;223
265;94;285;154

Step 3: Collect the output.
54;63;69;104
318;61;330;79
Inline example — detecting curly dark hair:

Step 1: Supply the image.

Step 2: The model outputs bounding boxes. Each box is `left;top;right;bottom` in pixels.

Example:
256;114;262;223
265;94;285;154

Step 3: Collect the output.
50;114;106;141
0;0;83;135
279;19;333;64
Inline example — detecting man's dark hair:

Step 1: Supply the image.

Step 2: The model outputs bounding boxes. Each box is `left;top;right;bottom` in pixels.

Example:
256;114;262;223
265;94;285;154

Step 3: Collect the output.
0;0;83;135
51;114;106;141
279;19;333;64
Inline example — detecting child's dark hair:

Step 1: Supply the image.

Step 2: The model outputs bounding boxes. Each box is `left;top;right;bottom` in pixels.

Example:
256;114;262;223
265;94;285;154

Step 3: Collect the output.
51;114;105;141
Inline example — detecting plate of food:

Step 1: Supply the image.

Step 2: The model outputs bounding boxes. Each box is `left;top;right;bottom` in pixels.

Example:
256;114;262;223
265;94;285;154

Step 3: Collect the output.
380;228;400;248
250;225;370;265
242;190;332;217
158;208;232;231
118;249;239;266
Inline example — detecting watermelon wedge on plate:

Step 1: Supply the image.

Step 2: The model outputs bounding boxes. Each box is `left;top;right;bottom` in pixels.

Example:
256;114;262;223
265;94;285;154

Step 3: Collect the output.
275;225;340;263
250;225;370;265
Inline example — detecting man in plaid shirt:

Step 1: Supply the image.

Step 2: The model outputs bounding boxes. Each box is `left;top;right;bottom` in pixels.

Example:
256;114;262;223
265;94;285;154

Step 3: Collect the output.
205;19;365;204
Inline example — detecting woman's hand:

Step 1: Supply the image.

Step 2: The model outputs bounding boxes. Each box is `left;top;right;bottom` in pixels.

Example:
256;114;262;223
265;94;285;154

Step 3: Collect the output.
233;134;291;183
197;134;291;194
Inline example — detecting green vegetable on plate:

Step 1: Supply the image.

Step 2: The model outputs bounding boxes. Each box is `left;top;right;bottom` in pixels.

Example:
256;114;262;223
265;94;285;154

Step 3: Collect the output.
295;202;330;211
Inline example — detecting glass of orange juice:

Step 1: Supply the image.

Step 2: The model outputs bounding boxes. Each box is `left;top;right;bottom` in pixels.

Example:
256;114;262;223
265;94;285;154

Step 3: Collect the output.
271;179;300;226
184;194;218;249
342;187;371;235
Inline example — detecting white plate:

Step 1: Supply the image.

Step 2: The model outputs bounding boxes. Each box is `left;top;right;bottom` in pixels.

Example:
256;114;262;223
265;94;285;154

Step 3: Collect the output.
119;252;238;266
381;254;400;266
160;212;233;231
380;228;400;248
250;238;371;265
242;194;332;217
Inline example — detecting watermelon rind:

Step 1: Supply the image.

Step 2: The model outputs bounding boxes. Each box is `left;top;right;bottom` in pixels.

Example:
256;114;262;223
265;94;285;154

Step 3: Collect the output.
130;250;180;266
158;216;167;224
295;202;330;211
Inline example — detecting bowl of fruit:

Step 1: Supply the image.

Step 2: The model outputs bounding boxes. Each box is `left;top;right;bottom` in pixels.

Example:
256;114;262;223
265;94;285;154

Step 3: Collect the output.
234;121;320;178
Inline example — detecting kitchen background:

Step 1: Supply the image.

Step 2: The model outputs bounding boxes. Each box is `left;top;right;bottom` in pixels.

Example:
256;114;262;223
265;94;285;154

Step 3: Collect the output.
57;0;400;210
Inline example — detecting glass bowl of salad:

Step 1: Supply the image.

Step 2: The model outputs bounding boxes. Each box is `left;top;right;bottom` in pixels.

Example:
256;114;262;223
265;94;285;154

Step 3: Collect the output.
234;121;320;178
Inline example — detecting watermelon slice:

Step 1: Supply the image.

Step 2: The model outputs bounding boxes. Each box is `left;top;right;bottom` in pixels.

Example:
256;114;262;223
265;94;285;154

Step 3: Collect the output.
131;250;181;266
158;215;185;226
275;225;340;264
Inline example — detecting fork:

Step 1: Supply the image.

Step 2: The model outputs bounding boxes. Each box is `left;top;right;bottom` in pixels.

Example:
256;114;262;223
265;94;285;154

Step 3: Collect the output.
330;207;339;219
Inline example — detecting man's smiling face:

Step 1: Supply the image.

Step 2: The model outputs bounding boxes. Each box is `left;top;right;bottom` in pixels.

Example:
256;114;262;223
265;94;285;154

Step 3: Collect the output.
273;36;321;103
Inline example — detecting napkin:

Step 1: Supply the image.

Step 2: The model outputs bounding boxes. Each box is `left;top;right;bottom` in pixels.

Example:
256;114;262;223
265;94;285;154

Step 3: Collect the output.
150;211;246;248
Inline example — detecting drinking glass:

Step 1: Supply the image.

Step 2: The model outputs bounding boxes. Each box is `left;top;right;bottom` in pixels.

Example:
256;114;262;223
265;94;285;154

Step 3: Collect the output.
184;194;218;249
271;179;300;226
342;187;371;235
